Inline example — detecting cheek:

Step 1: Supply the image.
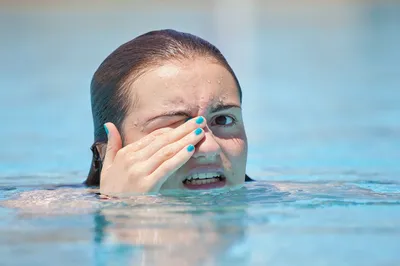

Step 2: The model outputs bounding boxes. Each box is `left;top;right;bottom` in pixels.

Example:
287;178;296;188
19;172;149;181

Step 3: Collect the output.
220;133;248;162
121;127;146;146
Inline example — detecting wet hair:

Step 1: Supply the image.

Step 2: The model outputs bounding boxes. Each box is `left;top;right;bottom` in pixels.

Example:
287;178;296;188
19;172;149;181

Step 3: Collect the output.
86;29;243;186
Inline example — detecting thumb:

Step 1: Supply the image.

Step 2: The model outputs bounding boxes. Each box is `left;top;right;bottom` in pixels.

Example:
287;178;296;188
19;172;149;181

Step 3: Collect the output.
102;122;122;171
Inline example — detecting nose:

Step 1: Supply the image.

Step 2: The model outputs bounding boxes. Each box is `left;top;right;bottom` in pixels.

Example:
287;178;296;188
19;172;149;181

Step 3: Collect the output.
192;126;221;160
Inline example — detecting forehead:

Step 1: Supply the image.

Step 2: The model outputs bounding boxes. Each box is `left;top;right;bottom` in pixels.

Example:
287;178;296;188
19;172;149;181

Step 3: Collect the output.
129;59;240;113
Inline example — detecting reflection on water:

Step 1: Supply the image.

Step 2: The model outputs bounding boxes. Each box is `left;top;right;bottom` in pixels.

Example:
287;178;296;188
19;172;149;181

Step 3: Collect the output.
1;180;399;265
94;203;249;265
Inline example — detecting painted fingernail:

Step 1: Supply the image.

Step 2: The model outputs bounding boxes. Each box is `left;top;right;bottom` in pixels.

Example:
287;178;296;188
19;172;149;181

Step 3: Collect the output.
194;128;203;135
104;124;109;136
185;117;192;122
187;144;195;152
195;116;204;124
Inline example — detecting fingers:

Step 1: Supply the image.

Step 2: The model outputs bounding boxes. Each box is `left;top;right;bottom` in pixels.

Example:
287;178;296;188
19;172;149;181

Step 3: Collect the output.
102;123;122;171
139;116;206;160
149;144;196;191
99;116;207;195
123;127;171;153
146;126;205;172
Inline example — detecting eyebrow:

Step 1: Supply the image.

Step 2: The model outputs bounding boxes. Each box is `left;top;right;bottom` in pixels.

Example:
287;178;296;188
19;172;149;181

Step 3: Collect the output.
210;102;241;113
143;102;241;126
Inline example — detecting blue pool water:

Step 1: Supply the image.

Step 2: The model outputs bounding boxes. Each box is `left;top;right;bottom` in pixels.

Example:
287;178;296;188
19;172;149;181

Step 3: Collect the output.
1;2;400;265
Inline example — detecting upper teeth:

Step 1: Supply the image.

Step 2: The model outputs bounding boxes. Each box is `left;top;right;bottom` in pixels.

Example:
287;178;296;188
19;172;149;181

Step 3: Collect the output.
185;173;220;180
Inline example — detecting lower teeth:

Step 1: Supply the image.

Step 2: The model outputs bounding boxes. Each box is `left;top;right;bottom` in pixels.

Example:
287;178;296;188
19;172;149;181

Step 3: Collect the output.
184;177;223;185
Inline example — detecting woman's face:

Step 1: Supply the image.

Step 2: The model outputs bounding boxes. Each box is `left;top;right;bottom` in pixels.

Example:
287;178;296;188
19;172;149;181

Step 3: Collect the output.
121;58;247;191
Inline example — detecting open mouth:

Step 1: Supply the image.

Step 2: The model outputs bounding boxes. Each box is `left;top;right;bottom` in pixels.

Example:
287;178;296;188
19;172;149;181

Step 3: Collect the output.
182;173;226;190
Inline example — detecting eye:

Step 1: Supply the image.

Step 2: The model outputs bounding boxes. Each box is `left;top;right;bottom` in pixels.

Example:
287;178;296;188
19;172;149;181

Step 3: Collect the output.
213;115;235;126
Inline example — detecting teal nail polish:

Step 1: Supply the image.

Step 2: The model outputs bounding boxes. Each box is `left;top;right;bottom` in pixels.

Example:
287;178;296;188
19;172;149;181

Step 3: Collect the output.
104;124;109;135
194;128;203;135
195;116;204;124
187;144;195;152
185;117;192;122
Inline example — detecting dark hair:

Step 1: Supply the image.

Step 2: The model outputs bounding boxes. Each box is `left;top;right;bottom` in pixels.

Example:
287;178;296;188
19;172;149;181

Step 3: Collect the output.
86;29;243;186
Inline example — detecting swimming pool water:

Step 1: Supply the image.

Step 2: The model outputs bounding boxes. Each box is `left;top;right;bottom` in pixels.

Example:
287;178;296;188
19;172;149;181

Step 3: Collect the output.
1;180;400;265
1;2;400;265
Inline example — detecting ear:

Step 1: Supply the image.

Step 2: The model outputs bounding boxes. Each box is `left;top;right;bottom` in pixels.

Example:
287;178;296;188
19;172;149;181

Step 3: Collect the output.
97;142;107;162
86;142;108;186
90;142;107;169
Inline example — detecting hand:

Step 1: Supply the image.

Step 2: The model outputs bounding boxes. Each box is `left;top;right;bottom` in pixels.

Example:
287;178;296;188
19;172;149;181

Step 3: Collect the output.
100;116;207;196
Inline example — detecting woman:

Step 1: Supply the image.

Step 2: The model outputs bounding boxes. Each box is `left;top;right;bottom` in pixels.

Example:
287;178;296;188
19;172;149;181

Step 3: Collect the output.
86;29;252;196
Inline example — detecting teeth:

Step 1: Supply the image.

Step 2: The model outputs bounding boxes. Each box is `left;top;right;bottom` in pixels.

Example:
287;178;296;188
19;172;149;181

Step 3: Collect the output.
184;177;220;185
185;173;220;181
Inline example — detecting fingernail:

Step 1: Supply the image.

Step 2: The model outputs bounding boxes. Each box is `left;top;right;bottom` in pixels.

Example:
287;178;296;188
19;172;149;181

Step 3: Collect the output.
194;128;203;135
185;117;192;122
104;124;109;136
187;144;195;152
195;116;204;124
